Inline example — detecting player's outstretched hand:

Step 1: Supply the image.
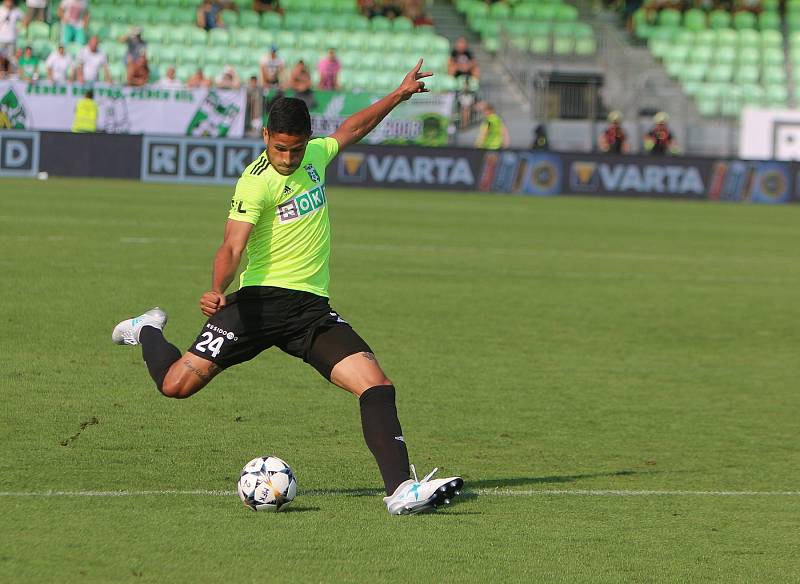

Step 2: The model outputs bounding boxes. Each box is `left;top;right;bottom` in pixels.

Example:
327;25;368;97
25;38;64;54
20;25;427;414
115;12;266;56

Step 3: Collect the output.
200;291;226;317
397;59;433;101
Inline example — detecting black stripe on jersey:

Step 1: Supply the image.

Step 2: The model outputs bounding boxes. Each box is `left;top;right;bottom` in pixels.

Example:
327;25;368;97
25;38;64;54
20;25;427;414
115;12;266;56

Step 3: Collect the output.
251;157;270;176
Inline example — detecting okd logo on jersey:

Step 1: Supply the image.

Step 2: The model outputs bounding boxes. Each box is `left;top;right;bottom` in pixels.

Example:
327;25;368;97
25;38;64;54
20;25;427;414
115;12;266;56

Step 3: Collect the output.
276;185;327;224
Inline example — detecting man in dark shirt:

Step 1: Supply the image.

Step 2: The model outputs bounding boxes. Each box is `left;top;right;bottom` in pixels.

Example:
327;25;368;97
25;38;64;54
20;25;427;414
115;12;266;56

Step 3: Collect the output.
599;111;629;154
644;111;678;155
448;37;480;80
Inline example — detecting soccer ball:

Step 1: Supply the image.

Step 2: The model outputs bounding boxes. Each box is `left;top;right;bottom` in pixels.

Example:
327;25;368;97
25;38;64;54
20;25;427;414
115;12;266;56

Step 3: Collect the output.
237;456;297;512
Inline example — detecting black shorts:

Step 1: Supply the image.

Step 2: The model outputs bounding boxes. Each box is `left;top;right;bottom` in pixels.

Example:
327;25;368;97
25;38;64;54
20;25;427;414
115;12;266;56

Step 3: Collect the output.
187;286;372;379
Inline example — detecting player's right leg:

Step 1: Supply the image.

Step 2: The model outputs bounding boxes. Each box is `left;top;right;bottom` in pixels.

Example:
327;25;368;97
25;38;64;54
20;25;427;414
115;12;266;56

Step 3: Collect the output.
112;308;222;398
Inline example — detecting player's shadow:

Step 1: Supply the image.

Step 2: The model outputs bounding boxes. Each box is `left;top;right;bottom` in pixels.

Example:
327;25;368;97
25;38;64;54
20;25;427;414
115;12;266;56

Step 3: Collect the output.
320;469;648;497
280;506;321;513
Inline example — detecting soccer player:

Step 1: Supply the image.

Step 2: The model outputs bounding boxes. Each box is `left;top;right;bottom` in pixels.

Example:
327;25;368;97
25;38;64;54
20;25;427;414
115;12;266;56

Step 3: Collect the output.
112;60;463;516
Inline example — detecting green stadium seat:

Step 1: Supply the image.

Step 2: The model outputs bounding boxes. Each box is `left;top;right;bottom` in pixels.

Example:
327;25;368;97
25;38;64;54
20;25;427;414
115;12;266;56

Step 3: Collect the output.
733;11;756;30
763;66;787;83
513;4;537;19
659;9;682;28
689;44;713;63
664;53;687;77
554;5;578;22
633;9;654;40
371;16;392;32
261;12;282;29
144;25;168;44
31;39;53;58
393;17;414;32
762;47;785;66
765;84;788;106
209;28;232;46
535;5;557;21
180;45;204;65
274;30;296;49
695;29;716;45
574;37;597;56
108;61;126;83
714;46;737;65
734;64;760;83
87;21;110;40
738;46;760;66
763;0;780;12
205;47;227;65
683;9;706;31
679;63;706;82
737;28;760;47
720;86;743;116
715;28;737;46
490;2;511;19
707;64;734;82
26;21;50;41
344;15;369;31
238;11;260;28
760;29;782;49
758;11;781;31
220;10;239;27
176;63;195;81
709;9;732;29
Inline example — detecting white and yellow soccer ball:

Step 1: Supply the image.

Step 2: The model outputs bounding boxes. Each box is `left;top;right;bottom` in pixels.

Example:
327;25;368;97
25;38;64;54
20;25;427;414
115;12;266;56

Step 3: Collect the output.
237;456;297;511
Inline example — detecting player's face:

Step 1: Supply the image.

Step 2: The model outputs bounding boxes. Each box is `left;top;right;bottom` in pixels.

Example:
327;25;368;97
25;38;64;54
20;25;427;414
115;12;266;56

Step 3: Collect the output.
264;130;310;176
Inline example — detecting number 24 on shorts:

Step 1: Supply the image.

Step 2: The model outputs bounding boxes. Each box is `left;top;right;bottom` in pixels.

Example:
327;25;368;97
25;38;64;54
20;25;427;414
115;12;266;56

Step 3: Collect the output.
195;332;224;357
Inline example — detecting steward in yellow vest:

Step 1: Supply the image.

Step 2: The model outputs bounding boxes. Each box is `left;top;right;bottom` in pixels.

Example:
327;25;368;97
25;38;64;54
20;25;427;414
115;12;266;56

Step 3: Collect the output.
72;90;98;133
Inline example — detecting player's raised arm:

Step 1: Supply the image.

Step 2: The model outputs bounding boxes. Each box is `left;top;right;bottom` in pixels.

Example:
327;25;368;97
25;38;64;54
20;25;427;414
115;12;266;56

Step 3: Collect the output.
330;59;432;151
200;219;254;317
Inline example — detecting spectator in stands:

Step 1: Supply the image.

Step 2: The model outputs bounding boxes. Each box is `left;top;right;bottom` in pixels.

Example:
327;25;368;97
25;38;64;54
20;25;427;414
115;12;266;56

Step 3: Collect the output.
156;65;183;89
216;64;241;89
71;88;98;133
17;45;39;80
23;0;47;30
187;66;212;88
76;36;112;83
286;59;315;108
197;0;222;31
317;48;341;90
475;103;509;150
531;124;549;150
45;44;72;83
127;53;149;86
253;0;283;16
245;74;263;135
0;0;24;61
259;45;284;88
358;0;380;19
381;1;404;19
644;112;678;155
449;37;480;81
119;26;147;67
0;52;10;79
599;111;629;154
406;4;434;27
58;0;88;46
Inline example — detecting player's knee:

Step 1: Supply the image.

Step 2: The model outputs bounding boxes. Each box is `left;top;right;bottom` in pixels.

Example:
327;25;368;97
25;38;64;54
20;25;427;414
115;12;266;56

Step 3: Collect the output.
159;378;192;399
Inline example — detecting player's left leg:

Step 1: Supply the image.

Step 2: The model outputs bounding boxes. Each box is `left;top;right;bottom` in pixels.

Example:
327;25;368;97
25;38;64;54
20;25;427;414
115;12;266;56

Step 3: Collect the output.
303;322;463;515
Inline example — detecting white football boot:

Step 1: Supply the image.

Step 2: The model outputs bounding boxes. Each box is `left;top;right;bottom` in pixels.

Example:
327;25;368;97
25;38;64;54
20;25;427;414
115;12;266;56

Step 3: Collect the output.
383;465;464;516
112;307;168;346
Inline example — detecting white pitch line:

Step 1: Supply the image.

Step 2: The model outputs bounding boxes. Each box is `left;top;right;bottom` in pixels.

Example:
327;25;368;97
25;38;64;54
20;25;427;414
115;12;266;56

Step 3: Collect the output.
1;489;799;498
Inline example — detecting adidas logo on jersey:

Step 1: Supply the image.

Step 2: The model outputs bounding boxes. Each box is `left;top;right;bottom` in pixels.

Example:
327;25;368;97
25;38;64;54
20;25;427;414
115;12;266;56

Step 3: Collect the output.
276;185;327;224
283;185;292;195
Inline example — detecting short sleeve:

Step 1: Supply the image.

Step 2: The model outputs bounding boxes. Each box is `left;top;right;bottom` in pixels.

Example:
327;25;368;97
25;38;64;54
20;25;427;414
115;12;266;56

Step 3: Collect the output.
318;136;339;167
228;175;267;225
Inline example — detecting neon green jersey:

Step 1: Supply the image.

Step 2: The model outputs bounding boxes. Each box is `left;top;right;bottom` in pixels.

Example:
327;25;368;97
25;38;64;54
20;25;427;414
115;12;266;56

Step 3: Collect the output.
228;136;339;297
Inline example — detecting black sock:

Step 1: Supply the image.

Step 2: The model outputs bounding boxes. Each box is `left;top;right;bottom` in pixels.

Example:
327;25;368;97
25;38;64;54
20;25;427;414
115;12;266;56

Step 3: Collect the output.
359;385;411;495
140;326;181;391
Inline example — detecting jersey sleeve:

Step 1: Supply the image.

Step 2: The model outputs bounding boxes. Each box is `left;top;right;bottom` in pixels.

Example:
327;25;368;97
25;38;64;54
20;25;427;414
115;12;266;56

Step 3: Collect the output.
228;174;268;225
318;136;340;167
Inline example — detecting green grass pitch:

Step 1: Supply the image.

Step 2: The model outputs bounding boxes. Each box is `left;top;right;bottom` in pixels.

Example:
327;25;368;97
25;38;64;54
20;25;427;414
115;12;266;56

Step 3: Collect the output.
2;177;799;583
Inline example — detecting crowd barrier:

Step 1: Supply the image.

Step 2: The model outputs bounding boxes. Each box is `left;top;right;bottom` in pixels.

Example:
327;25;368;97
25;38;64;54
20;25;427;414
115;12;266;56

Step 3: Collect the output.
1;130;797;204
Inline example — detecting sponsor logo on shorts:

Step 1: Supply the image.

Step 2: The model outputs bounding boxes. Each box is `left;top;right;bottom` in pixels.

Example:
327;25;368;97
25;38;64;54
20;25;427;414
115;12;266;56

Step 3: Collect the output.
206;323;239;341
276;185;327;224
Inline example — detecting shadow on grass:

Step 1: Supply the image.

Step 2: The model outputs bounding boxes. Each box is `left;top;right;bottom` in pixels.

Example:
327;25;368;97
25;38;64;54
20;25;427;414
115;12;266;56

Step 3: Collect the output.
310;469;647;498
280;506;321;513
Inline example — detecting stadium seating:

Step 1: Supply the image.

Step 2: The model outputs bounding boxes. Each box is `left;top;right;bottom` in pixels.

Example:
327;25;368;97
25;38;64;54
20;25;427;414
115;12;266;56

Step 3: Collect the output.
18;0;455;90
455;0;597;57
636;5;791;117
